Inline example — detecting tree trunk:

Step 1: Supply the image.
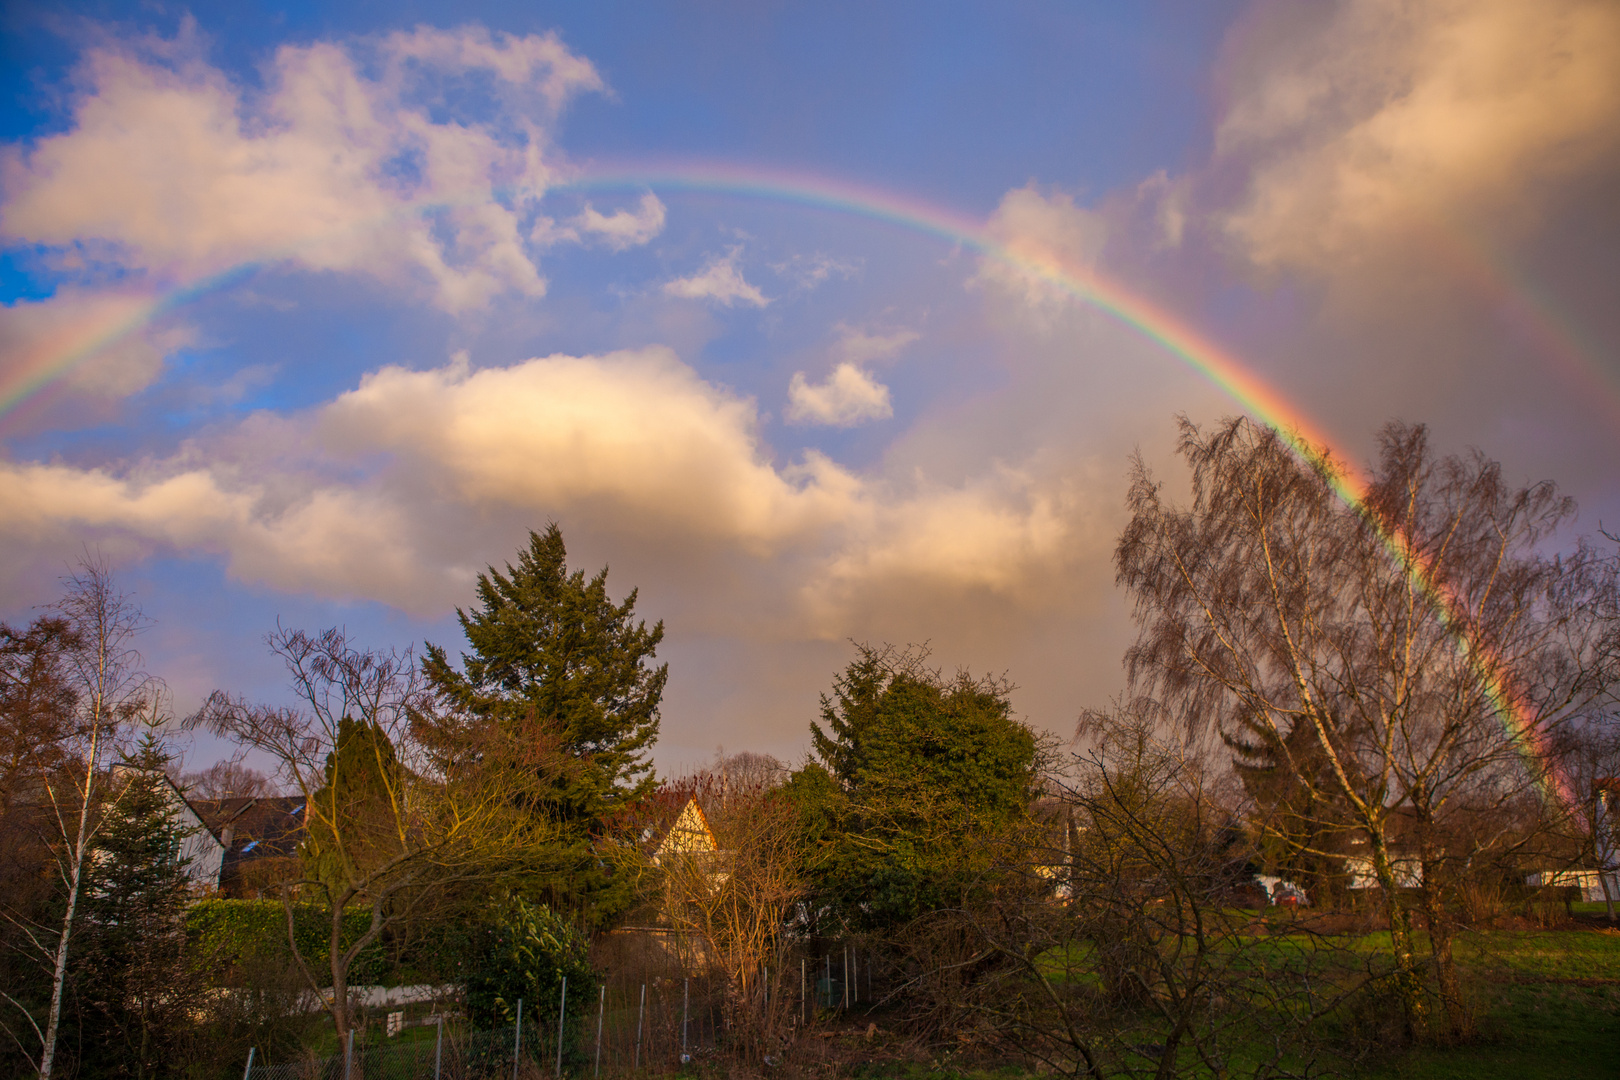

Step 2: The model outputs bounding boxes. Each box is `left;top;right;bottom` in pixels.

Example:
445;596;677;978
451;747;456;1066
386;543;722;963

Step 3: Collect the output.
39;725;102;1080
1367;834;1426;1040
38;837;85;1080
330;905;351;1041
1418;869;1470;1039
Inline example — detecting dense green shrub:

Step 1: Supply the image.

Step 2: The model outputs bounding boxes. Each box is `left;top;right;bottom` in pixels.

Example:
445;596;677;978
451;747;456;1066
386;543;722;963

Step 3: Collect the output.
464;898;597;1069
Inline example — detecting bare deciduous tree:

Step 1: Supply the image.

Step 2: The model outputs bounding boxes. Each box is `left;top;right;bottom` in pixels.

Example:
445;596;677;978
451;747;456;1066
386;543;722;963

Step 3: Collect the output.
656;761;803;1061
182;758;277;800
1549;713;1620;921
921;706;1357;1079
1115;418;1619;1038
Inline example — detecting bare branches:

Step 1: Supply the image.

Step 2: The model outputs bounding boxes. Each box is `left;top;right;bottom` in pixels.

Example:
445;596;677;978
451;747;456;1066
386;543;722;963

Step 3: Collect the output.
920;710;1359;1078
185;624;563;1039
1113;416;1620;1040
31;557;157;1080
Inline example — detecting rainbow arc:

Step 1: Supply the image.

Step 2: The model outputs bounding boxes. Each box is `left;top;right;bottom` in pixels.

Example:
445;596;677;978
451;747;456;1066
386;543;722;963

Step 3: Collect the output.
0;161;1584;806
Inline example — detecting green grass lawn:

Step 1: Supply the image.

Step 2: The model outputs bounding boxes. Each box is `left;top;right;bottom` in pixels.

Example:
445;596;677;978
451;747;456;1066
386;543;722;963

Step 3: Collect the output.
1352;981;1620;1080
1345;926;1620;1079
877;924;1620;1079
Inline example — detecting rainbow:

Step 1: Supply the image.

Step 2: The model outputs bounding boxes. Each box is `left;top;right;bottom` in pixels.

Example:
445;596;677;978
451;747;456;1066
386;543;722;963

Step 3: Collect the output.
1425;222;1620;432
0;160;1580;805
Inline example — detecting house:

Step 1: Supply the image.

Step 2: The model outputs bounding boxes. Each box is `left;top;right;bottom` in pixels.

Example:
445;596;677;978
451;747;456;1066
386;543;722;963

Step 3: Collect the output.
653;796;719;865
110;765;226;892
1343;854;1423;891
1524;778;1620;904
193;795;306;898
106;768;308;896
1525;868;1619;903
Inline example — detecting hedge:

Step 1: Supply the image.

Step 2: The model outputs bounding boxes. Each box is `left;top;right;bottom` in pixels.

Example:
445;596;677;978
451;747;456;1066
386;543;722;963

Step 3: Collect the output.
186;899;392;983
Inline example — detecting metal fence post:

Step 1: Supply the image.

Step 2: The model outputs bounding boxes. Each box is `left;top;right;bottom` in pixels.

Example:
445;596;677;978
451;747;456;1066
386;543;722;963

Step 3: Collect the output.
343;1028;354;1080
241;1046;255;1080
843;947;850;1009
435;1015;444;1080
681;977;689;1061
514;998;524;1080
557;976;568;1077
634;983;645;1071
800;958;805;1024
594;984;605;1079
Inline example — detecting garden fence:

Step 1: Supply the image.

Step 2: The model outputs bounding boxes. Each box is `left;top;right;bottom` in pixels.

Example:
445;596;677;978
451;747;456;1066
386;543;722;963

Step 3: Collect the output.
243;943;885;1079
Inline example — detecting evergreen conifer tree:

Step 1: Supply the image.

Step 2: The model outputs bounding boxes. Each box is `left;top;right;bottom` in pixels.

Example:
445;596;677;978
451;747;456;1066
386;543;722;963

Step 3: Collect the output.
301;715;407;898
422;524;666;917
78;727;199;1079
787;644;1042;932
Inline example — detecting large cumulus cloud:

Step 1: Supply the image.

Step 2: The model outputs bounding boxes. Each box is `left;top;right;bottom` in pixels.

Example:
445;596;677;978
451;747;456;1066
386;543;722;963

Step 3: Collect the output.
1212;0;1620;271
1;23;609;312
0;349;1106;632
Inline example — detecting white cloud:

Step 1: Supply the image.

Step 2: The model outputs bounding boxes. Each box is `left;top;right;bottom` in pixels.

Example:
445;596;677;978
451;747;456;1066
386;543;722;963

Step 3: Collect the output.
320;348;853;544
575;193;667;250
785;363;893;427
833;324;920;367
0;24;606;312
773;252;861;288
0;349;1102;623
662;248;769;307
972;184;1110;311
1213;0;1620;269
536;192;667;251
806;459;1105;624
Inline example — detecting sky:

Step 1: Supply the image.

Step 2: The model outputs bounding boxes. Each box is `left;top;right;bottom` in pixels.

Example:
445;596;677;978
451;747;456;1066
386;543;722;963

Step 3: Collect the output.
1;0;1617;775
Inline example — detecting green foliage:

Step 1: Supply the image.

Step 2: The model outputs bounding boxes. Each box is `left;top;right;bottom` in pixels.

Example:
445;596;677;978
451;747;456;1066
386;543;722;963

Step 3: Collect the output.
300;715;406;897
186;899;391;984
464;897;597;1069
75;730;200;1078
788;644;1042;932
422;524;666;921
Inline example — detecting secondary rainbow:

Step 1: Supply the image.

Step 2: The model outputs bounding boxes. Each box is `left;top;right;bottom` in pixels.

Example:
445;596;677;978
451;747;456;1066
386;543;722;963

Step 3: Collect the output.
0;160;1578;805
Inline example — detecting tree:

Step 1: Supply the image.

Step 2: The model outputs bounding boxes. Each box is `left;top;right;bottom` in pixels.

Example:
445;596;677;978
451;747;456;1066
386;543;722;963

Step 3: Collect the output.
1114;417;1620;1037
189;626;562;1041
786;644;1043;934
76;726;200;1079
11;560;158;1080
464;898;596;1070
655;757;803;1061
182;759;276;800
0;617;80;817
924;706;1355;1079
1549;712;1620;921
421;525;666;918
0;616;82;1077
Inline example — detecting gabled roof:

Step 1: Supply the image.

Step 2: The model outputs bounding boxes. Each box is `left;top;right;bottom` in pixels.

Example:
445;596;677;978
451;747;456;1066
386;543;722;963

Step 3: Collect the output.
654;797;718;862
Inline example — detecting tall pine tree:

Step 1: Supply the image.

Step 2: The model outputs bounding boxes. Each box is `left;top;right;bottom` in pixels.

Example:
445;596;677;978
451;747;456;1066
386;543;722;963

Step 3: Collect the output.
422;525;665;918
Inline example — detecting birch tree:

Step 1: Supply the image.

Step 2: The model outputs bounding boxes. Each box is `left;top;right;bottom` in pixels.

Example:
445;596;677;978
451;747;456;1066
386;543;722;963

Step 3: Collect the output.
23;561;155;1080
1114;417;1618;1038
